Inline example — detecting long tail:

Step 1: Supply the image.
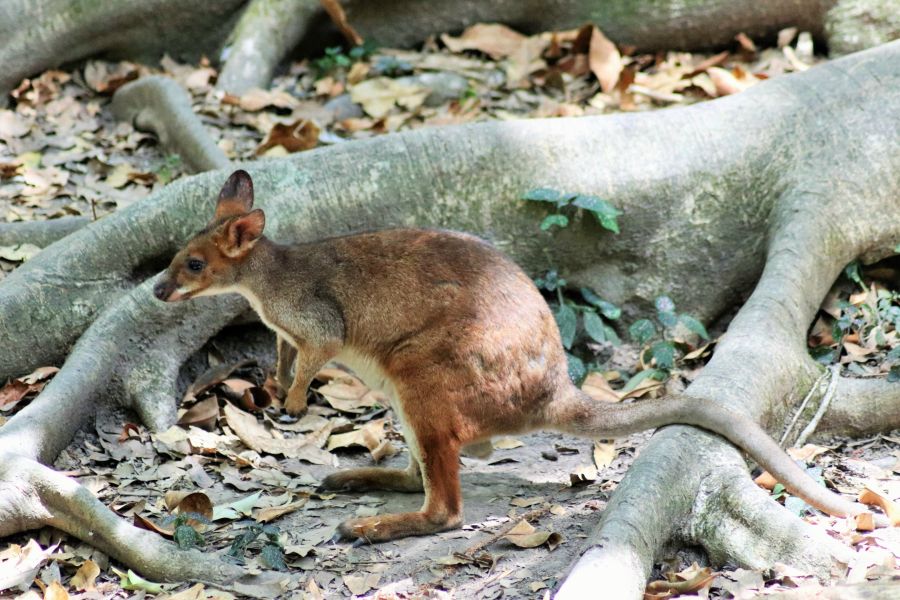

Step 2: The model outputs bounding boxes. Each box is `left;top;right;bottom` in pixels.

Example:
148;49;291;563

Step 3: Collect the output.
546;385;887;526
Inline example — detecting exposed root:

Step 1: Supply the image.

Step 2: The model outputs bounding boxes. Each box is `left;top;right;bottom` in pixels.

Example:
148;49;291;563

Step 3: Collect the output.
0;455;246;584
815;374;900;439
0;217;90;248
216;0;320;95
113;76;230;172
690;468;852;572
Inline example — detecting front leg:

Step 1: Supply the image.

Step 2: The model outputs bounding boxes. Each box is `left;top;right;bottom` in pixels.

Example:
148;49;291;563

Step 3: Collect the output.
284;340;339;415
274;334;297;399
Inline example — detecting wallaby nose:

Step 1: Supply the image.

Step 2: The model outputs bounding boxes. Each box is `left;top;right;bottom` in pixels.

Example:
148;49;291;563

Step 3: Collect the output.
153;280;170;301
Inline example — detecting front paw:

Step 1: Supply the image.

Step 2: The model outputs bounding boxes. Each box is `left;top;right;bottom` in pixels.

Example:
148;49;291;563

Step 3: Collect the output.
283;385;308;415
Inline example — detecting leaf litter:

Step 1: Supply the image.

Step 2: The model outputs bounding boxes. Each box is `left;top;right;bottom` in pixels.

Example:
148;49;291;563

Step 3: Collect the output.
1;16;897;600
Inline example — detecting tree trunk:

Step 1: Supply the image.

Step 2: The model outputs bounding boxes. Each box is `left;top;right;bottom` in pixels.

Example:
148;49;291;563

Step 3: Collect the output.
3;0;898;97
0;38;898;591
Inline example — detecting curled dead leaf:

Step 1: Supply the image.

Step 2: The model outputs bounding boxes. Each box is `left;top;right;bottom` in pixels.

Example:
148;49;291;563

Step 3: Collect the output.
223;403;334;464
857;487;900;526
588;26;621;93
239;386;273;413
177;396;219;431
754;471;778;491
646;566;715;597
254;498;308;523
70;559;100;591
502;519;562;550
255;119;320;156
441;23;527;60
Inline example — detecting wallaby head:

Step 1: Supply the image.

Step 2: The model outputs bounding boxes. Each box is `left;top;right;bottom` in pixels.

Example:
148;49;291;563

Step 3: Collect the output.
154;170;266;302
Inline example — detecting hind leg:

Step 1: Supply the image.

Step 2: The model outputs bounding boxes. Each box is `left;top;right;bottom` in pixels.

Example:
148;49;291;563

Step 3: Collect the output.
334;428;463;543
319;455;423;493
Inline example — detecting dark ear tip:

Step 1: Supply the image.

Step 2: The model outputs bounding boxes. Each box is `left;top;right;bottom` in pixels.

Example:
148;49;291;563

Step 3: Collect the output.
218;169;254;205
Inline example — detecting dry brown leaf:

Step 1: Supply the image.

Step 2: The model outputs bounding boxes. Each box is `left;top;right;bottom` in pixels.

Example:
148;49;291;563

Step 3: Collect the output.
441;23;528;59
255;118;320;156
327;418;387;458
177;396;219;431
646;566;715;597
593;441;616;470
0;110;30;138
349;77;428;118
317;380;384;413
707;66;758;95
165;491;214;530
858;487;900;526
589;26;622;93
160;583;206;600
70;559;100;591
493;437;524;450
570;464;598;486
343;573;381;596
786;444;830;462
0;379;31;409
854;512;876;532
133;513;174;538
581;372;619;403
223;403;333;463
503;519;562;549
754;471;778;490
237;386;273;413
183;360;253;403
511;496;544;508
254;498;308;523
43;581;69;600
223;88;299;112
319;0;363;46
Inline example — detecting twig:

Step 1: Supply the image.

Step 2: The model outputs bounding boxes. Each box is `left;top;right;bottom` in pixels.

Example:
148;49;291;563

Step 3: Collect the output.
779;368;828;446
463;507;550;556
794;365;839;447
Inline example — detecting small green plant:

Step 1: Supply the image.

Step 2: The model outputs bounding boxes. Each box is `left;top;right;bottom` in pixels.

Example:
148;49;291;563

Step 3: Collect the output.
524;187;624;383
522;188;622;234
621;295;710;394
313;41;377;77
160;512;209;550
809;259;900;379
155;153;182;185
227;522;286;570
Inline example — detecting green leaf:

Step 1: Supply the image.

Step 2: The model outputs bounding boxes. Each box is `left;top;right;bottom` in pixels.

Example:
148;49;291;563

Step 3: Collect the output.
619;368;665;395
522;188;562;203
571;195;622;233
809;346;837;364
583;311;607;344
565;353;587;385
579;288;621;319
540;214;569;231
629;319;656;345
602;324;621;345
111;568;166;594
889;365;900;383
650;341;676;370
844;260;863;286
174;524;204;549
213;491;262;521
260;544;287;571
678;314;710;340
895;243;900;253
555;304;577;349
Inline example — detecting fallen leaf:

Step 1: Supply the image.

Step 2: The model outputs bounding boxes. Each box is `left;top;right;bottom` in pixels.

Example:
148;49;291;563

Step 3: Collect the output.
159;583;206;600
177;396;219;431
786;444;830;462
165;491;214;528
0;539;53;591
593;441;616;470
493;437;524;450
854;512;876;532
581;372;620;402
70;559;100;591
707;66;757;96
183;360;253;403
441;23;528;59
858;487;900;526
43;581;68;600
0;110;30;138
224;403;330;461
254;498;308;523
511;496;545;508
0;244;42;262
588;26;622;93
342;573;381;596
754;471;778;490
349;77;428;118
222;88;299;112
255;119;320;156
110;568;166;594
212;491;263;521
327;419;388;458
646;566;715;596
570;464;598;486
503;519;561;549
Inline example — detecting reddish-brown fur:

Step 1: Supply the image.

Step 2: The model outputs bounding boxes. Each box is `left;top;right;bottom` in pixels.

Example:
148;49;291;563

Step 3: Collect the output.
154;170;887;543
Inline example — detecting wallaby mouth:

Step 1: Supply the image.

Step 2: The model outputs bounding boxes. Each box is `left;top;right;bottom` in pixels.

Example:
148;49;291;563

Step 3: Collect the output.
153;278;188;302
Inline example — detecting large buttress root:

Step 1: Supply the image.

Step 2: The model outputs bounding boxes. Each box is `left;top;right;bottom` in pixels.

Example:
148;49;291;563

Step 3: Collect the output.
0;43;897;586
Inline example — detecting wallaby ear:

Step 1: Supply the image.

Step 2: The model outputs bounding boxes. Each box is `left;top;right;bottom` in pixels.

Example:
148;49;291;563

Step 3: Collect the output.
215;170;254;220
221;209;265;257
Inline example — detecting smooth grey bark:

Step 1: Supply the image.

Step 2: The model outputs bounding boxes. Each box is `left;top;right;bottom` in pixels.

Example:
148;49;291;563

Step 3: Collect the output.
217;0;320;95
0;217;90;248
112;76;230;173
0;40;898;589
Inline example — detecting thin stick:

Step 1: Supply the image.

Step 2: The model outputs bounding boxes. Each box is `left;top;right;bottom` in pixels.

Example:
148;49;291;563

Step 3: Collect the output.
463;507;550;556
794;365;839;447
780;368;828;446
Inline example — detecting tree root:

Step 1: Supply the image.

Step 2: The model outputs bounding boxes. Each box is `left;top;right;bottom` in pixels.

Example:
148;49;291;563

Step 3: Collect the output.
216;0;320;95
0;217;90;248
0;455;246;584
814;374;900;439
113;76;230;173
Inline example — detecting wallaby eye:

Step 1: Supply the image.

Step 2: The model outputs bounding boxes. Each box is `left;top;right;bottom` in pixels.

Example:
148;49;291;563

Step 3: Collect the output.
186;258;206;273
